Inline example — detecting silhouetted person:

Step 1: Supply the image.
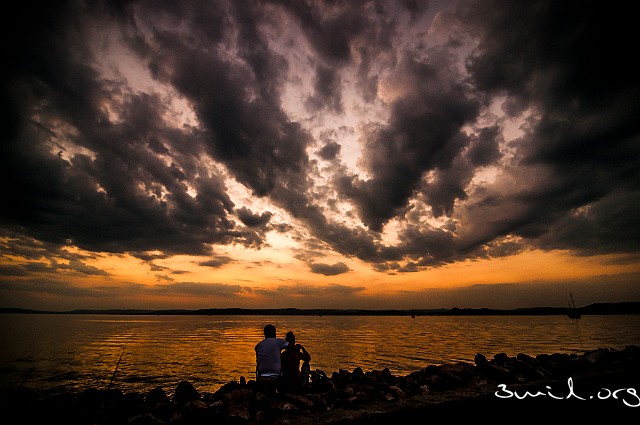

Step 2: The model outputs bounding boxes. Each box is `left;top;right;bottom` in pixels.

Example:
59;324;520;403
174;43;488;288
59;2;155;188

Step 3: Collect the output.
255;324;289;397
280;331;311;393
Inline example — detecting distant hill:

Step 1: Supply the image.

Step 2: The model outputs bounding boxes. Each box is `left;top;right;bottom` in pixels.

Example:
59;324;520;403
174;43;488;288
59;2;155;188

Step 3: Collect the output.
1;302;639;316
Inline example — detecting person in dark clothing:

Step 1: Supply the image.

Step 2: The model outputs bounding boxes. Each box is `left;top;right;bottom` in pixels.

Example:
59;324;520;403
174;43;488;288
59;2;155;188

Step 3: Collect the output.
279;331;311;393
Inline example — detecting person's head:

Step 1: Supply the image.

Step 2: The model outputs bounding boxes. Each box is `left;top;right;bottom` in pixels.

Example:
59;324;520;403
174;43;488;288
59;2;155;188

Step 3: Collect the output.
264;324;276;338
285;331;295;344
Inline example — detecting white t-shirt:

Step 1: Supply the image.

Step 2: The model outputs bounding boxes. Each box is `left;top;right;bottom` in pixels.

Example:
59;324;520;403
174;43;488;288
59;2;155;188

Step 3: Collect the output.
255;337;289;378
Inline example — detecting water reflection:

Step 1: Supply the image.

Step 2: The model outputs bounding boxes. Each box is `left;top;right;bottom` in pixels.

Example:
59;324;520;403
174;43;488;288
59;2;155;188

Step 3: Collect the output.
1;314;638;397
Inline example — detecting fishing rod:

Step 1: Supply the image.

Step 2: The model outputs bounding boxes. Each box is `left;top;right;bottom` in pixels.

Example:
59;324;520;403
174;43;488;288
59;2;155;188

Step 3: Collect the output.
108;347;126;389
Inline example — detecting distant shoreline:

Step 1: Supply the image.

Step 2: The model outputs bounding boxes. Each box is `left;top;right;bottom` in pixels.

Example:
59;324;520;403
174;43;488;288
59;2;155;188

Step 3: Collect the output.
1;301;639;316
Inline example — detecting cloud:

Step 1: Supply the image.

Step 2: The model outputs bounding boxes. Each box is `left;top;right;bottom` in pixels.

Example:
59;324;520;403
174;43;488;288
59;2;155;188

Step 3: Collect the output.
337;50;482;231
199;256;235;268
305;64;343;114
317;141;341;161
255;283;365;298
236;207;273;228
1;0;639;283
388;274;640;310
308;262;350;276
450;0;640;255
151;282;249;297
0;276;144;299
60;260;110;276
0;264;31;277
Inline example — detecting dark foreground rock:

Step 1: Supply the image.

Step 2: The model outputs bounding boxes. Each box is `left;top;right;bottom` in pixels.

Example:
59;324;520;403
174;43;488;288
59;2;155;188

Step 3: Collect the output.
3;345;639;424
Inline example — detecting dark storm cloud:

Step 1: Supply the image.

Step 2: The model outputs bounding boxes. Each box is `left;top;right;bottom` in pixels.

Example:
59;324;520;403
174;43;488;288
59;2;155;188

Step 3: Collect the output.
141;0;313;199
422;154;475;218
305;64;343;114
341;53;481;231
536;190;640;256
272;0;399;103
451;0;640;255
2;0;639;279
336;0;640;264
236;207;273;228
317;141;341;161
466;126;502;167
401;0;431;20
271;0;367;63
2;0;442;272
2;84;243;256
1;0;275;259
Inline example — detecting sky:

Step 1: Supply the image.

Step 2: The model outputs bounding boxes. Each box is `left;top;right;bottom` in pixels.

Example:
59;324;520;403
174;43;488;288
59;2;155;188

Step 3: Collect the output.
1;0;639;311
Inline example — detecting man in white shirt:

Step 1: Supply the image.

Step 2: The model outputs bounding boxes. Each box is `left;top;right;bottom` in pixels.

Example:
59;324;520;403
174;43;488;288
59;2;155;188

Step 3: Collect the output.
255;324;289;396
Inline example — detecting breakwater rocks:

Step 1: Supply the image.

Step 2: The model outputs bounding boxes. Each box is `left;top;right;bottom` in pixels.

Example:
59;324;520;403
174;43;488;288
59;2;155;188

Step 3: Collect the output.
6;345;640;424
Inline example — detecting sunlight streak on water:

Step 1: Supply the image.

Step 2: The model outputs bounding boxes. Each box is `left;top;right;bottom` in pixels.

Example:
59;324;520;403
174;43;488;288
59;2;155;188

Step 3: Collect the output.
1;314;638;397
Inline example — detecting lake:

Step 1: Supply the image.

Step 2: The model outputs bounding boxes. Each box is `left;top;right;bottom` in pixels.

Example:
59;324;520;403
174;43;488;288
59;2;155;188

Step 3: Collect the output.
1;313;639;398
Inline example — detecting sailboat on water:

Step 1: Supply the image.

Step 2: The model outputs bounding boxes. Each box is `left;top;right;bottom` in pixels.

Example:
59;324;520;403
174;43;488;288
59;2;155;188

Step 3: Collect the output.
567;292;581;319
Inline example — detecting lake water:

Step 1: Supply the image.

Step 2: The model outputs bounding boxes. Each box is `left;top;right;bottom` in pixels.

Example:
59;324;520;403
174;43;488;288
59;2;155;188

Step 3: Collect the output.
1;313;639;398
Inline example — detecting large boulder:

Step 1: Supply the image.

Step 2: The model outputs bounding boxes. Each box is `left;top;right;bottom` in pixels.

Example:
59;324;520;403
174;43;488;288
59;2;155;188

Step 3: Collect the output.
172;381;200;405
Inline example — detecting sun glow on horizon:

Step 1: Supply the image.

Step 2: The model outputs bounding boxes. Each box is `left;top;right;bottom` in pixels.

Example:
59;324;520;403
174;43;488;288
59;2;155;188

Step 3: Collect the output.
2;231;638;311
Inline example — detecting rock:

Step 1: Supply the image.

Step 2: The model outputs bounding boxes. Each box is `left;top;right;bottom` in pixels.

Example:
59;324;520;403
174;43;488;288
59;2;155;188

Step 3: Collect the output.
75;388;127;424
210;380;240;400
437;362;476;384
145;387;169;408
474;354;516;383
351;367;365;383
516;353;554;378
284;393;315;409
277;401;299;411
172;381;200;405
492;352;511;366
387;385;405;401
187;399;208;409
128;412;168;425
345;396;359;405
6;344;640;425
510;358;546;381
474;352;489;365
305;392;330;411
223;388;254;402
227;400;251;420
584;348;611;366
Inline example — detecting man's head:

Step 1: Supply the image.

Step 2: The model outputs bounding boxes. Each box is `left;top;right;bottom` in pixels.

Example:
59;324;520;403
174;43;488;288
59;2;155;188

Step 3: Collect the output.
285;331;295;344
264;324;276;338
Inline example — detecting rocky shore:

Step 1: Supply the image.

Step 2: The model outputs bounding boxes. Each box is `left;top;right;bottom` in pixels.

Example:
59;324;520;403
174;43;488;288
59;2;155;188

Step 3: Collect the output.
4;345;640;424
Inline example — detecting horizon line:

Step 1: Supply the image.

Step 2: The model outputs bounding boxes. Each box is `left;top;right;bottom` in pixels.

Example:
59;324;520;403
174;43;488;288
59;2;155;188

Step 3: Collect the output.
2;301;640;316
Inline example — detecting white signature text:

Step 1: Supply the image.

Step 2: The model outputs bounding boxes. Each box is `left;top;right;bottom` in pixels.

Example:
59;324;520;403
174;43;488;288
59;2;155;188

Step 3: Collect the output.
495;377;639;407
